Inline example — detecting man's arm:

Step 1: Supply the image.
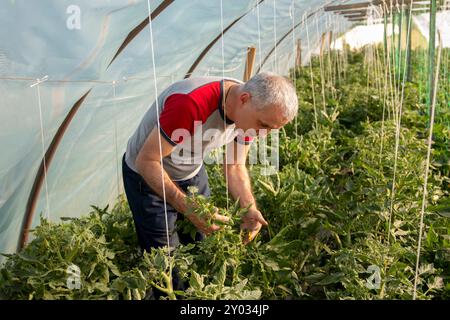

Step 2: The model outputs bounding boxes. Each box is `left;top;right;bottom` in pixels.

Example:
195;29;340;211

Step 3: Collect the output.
224;141;256;209
224;140;268;243
135;127;188;214
135;127;228;234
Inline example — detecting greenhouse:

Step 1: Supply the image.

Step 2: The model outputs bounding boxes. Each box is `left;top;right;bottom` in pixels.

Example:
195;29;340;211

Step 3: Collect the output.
0;0;449;301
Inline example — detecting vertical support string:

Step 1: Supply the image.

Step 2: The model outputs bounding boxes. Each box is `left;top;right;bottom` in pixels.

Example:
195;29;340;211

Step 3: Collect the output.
256;0;263;72
112;81;121;200
291;0;298;136
413;31;442;301
146;0;172;264
316;14;326;112
305;12;318;128
31;75;50;221
273;0;277;73
220;0;230;211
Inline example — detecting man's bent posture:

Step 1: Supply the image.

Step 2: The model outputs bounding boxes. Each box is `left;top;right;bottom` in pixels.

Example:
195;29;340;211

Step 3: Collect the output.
122;72;298;292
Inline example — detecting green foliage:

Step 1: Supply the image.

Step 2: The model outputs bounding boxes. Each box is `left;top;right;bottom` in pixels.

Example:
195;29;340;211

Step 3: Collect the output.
1;49;449;300
0;198;143;300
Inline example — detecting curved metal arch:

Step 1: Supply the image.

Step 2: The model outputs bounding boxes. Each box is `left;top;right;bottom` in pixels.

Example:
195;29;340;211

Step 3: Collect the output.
108;0;174;68
19;0;174;250
255;12;316;74
20;90;91;250
185;0;265;78
186;0;341;79
255;3;338;74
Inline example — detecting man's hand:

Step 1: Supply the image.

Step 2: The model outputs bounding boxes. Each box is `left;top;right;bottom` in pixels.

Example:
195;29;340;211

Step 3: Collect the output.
185;206;230;236
240;208;268;244
224;140;266;245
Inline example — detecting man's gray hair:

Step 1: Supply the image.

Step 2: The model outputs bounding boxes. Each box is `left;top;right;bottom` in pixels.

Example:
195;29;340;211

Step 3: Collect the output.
243;72;298;121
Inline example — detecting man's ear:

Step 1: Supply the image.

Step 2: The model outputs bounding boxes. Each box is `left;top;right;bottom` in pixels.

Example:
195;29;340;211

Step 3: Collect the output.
239;92;251;106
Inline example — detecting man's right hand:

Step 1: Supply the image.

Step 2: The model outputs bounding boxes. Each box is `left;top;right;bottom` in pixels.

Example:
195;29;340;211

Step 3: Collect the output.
184;207;230;235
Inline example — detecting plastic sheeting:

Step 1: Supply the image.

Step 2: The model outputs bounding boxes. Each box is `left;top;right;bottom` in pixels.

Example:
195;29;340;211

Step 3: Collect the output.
413;11;450;48
0;0;351;259
331;10;450;51
331;23;398;50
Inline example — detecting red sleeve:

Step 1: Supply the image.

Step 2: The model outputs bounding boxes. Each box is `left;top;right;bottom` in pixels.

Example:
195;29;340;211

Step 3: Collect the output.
159;94;199;145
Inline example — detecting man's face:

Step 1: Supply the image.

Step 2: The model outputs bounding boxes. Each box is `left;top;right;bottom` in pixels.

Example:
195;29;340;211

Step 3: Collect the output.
233;92;289;137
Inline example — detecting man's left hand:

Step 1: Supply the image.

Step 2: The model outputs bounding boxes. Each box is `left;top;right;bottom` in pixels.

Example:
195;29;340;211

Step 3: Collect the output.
240;208;268;244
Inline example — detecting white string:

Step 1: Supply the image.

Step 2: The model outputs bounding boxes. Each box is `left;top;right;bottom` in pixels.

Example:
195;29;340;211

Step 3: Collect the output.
381;5;413;296
397;1;404;94
387;0;413;245
335;16;342;85
31;75;51;221
112;81;121;200
304;11;318;128
365;24;371;99
378;9;389;167
256;0;262;72
3;77;110;83
391;2;399;125
387;4;395;121
273;0;277;73
387;10;400;245
398;0;413;128
373;4;401;297
146;0;172;259
220;0;229;211
291;0;297;136
375;11;384;96
413;32;443;302
326;14;332;93
290;1;296;69
0;74;178;84
327;13;335;98
316;13;326;111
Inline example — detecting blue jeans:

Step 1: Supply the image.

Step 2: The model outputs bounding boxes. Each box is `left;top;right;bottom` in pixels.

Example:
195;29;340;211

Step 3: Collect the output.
121;153;209;252
122;154;210;297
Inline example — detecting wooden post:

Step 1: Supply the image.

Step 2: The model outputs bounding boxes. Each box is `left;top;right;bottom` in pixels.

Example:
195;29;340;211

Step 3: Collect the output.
243;47;256;81
342;37;348;78
295;38;302;67
328;31;333;51
327;31;333;91
320;32;327;57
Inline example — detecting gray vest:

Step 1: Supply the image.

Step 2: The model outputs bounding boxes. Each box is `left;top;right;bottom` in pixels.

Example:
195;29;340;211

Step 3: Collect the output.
125;76;243;181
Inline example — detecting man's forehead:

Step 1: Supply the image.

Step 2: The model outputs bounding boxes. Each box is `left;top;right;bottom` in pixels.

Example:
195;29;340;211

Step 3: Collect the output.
257;105;288;127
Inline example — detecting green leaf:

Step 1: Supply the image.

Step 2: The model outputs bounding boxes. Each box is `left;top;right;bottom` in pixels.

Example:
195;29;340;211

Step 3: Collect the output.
262;258;280;271
216;262;227;286
189;271;204;290
317;272;345;286
234;279;248;292
429;199;450;218
240;289;262;300
257;179;278;196
107;261;122;277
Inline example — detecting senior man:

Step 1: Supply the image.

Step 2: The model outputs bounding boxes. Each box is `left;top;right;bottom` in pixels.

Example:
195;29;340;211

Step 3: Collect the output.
122;72;298;254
